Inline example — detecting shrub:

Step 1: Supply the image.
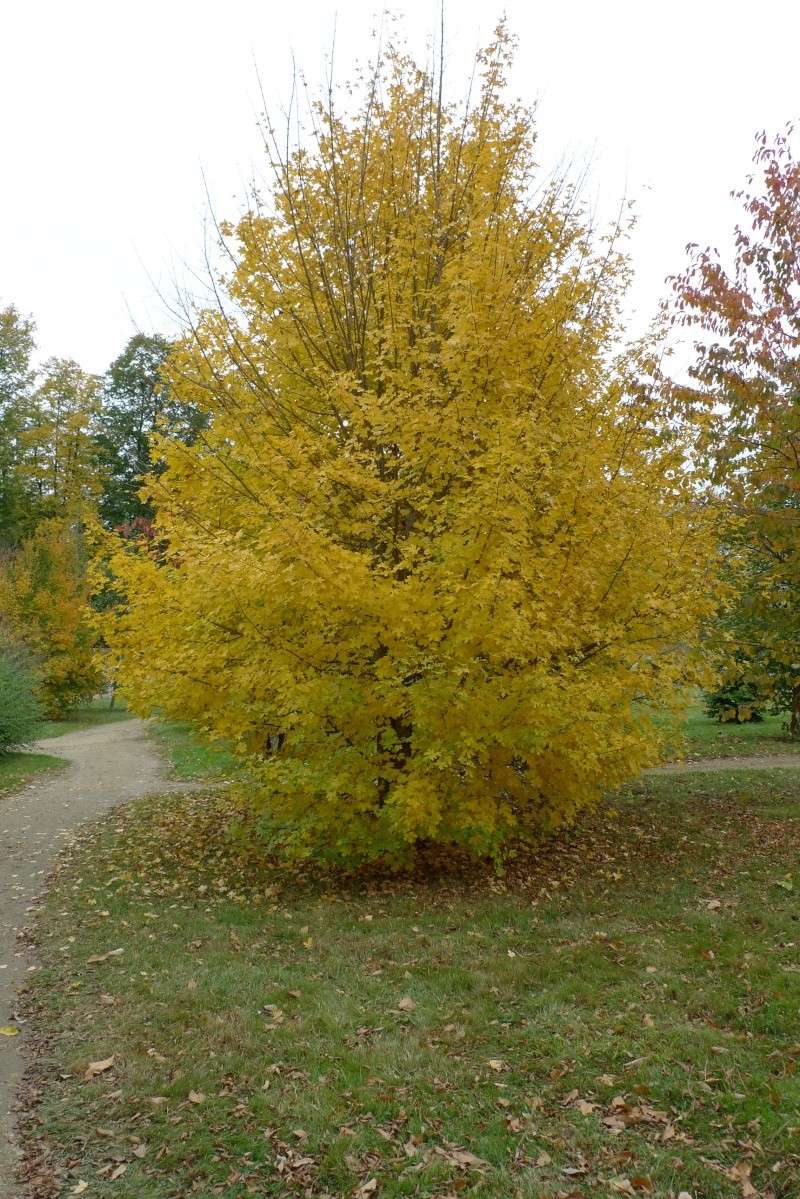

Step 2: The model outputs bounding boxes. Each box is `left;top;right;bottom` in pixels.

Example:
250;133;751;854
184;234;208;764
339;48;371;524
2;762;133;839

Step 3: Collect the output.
0;649;43;753
704;679;764;724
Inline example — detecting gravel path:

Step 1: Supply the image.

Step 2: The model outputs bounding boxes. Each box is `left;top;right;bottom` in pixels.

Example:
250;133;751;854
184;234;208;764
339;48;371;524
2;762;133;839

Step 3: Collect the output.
0;720;178;1199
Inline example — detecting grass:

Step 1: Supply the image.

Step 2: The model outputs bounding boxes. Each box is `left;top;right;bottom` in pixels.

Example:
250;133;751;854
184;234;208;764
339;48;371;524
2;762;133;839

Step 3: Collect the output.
0;751;65;798
147;718;238;780
22;765;800;1198
666;700;799;761
35;693;133;740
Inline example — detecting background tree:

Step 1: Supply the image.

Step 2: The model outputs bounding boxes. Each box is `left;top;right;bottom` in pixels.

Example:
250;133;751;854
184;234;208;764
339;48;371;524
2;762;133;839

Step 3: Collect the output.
674;128;800;735
0;304;36;546
102;30;718;863
22;357;100;524
96;333;205;528
0;518;101;716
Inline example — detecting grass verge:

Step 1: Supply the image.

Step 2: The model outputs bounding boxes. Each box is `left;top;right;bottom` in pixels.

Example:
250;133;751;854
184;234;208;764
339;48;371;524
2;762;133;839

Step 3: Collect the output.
35;695;133;741
21;766;800;1197
147;718;238;781
666;701;798;761
0;752;65;798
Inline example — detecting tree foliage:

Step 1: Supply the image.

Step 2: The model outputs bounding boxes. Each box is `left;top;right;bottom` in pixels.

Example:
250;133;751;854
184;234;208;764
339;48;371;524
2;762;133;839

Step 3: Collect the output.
96;333;205;528
673;129;800;734
0;305;36;546
0;519;101;716
23;357;100;525
101;33;717;862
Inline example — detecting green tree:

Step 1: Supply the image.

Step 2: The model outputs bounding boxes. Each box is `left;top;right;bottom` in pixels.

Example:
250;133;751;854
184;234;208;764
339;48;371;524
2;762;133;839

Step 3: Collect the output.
96;333;205;528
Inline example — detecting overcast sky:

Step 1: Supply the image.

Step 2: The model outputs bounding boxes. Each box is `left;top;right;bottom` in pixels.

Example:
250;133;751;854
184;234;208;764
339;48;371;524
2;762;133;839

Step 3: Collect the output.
2;0;799;373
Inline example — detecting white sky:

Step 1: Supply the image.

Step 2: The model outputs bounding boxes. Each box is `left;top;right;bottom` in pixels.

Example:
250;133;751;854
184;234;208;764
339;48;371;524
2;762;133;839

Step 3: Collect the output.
2;0;799;373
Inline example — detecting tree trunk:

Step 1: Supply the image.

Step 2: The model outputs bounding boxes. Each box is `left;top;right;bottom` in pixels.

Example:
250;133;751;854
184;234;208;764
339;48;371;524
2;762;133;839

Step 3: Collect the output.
791;682;800;738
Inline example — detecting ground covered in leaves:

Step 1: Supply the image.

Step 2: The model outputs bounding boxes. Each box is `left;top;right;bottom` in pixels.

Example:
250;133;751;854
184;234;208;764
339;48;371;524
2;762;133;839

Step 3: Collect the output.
17;768;800;1198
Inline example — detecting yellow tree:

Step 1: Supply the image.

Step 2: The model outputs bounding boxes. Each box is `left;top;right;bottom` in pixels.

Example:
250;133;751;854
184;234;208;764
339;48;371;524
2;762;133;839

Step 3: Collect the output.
23;357;100;526
103;30;719;862
0;518;101;716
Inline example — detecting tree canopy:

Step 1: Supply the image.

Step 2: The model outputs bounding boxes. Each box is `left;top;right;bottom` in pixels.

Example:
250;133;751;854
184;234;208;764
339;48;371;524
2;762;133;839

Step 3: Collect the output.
674;128;800;734
100;31;719;863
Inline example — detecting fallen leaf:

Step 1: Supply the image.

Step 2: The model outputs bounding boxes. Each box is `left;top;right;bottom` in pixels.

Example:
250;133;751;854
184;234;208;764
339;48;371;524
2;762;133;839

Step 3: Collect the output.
69;1184;88;1196
536;1151;552;1167
0;1026;20;1037
398;996;416;1012
109;1164;127;1181
727;1160;757;1198
84;1055;115;1081
86;949;124;964
449;1148;489;1169
487;1059;506;1072
188;1090;205;1104
354;1180;378;1197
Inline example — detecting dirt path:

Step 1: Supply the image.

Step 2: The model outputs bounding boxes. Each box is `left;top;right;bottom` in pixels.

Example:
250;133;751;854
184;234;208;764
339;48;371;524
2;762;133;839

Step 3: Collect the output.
0;720;181;1199
647;753;800;774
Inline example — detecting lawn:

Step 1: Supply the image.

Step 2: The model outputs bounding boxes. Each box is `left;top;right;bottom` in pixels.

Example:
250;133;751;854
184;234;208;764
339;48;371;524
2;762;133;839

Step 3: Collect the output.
0;751;65;798
666;700;798;762
20;766;800;1198
147;718;238;780
35;694;133;741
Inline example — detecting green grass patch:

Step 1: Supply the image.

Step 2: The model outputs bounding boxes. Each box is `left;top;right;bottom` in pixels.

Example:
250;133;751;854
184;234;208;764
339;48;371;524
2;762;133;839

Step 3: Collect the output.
147;718;238;780
23;767;800;1197
666;700;799;761
0;751;66;797
36;693;133;740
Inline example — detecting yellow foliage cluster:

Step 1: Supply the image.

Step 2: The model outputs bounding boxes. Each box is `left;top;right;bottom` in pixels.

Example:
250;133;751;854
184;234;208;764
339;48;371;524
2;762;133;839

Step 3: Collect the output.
0;519;101;717
102;33;719;862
